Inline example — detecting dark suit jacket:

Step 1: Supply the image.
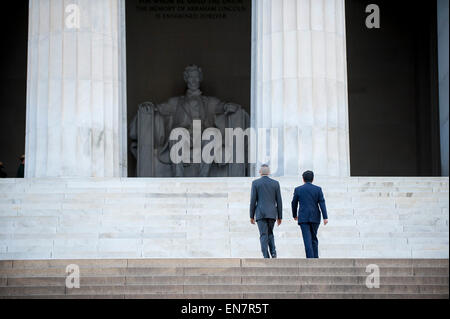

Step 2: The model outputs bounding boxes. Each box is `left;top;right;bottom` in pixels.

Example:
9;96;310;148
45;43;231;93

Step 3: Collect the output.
291;182;328;224
250;176;283;221
16;164;24;178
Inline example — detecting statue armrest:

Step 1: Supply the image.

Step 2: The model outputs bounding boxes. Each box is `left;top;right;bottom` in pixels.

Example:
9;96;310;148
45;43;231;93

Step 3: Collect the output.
139;102;157;114
135;104;158;177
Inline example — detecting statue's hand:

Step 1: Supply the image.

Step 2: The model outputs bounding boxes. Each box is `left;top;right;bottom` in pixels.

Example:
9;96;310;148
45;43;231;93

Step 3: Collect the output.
224;103;240;115
139;102;157;114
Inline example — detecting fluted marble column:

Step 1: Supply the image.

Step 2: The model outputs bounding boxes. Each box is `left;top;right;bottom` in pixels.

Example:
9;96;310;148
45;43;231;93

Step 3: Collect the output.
25;0;127;177
252;0;350;176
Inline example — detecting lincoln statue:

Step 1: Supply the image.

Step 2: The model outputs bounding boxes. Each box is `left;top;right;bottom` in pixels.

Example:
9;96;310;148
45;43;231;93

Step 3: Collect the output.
130;65;250;177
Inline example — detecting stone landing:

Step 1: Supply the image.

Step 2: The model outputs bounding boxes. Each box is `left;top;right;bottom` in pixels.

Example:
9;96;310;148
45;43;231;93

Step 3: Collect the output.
0;177;448;259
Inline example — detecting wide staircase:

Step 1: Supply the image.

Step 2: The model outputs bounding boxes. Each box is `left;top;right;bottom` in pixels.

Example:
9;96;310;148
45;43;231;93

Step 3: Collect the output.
0;258;448;299
0;177;448;259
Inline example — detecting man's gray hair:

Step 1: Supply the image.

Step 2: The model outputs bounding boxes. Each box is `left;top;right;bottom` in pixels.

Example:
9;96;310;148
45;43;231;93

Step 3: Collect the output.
260;164;270;176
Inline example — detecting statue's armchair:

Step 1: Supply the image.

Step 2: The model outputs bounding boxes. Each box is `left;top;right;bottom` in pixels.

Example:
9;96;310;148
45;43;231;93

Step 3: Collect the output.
130;102;250;177
129;102;167;177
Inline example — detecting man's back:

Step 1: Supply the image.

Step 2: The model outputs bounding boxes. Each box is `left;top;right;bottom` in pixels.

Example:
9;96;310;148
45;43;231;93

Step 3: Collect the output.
292;183;328;224
250;176;283;221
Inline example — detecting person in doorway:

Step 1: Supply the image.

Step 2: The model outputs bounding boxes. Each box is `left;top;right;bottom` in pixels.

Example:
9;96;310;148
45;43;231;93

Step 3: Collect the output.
0;162;7;178
16;155;25;178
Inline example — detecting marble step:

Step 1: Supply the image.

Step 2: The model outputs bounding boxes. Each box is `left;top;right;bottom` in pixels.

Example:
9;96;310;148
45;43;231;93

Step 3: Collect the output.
2;293;448;299
3;258;448;268
0;284;448;297
1;258;447;299
2;266;448;277
2;275;448;287
1;190;448;197
2;267;449;278
2;250;448;261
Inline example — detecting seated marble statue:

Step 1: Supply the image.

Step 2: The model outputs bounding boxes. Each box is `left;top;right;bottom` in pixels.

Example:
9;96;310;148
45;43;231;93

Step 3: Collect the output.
130;65;249;177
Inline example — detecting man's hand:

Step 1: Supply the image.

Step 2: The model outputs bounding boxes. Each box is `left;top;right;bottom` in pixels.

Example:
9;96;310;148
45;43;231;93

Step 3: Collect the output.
294;217;298;221
277;219;282;226
250;218;255;225
224;103;239;115
323;219;328;226
139;102;156;114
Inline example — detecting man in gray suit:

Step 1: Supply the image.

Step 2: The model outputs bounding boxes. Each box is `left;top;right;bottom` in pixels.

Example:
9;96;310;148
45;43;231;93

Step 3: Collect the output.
250;164;283;258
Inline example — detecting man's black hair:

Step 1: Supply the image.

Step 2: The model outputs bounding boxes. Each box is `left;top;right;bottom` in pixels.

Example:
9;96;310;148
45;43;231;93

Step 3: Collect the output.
302;170;314;183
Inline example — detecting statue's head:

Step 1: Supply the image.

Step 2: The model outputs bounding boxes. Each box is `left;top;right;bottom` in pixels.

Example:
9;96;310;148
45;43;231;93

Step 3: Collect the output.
184;65;203;90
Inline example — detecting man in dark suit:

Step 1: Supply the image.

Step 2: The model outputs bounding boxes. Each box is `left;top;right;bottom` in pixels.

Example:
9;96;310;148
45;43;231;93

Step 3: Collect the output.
0;162;7;178
16;155;25;178
250;164;283;258
291;171;328;258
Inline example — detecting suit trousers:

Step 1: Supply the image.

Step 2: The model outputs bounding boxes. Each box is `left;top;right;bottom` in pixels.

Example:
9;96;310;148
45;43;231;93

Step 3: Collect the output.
299;222;320;258
257;218;276;258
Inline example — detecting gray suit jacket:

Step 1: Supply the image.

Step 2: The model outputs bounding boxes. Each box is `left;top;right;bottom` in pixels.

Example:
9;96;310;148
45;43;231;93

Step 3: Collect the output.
250;176;283;221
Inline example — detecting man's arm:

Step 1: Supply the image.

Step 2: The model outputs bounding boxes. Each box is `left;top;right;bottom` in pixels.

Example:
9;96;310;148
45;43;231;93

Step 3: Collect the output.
155;98;178;116
250;182;257;220
275;182;283;220
291;190;299;219
318;187;328;220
